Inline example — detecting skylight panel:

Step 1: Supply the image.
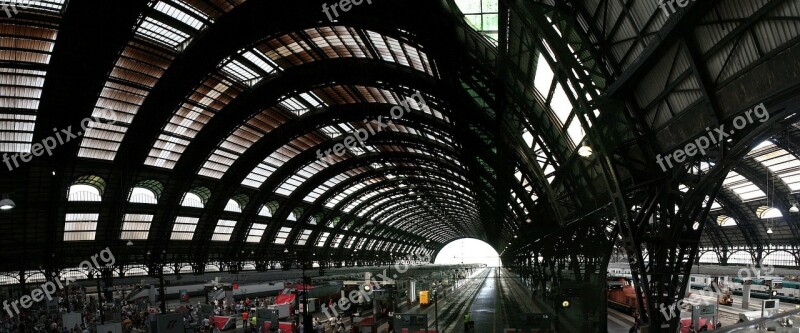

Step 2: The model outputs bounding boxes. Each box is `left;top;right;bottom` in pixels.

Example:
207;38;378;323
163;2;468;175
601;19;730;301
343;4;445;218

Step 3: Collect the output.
246;223;267;243
344;236;355;248
13;0;67;13
221;59;261;85
274;226;292;244
153;1;207;30
64;213;98;241
148;75;241;169
211;220;237;241
120;214;153;240
279;97;306;114
319;125;342;138
349;146;366;156
78;41;175;161
136;18;190;49
242;50;279;73
566;118;584;147
0;22;55;154
316;232;331;247
550;84;573;125
534;54;554;96
327;182;367;208
296;229;312;245
171;216;199;240
331;234;344;248
199;109;288;178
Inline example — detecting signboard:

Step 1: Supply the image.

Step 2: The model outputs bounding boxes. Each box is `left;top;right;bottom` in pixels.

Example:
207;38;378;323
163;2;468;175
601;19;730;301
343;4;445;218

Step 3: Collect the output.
694;305;717;316
233;283;239;290
212;316;236;331
156;313;184;333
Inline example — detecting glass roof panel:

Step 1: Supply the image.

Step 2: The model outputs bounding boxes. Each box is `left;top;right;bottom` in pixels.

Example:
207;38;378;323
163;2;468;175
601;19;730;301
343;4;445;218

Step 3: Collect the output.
0;22;57;154
120;214;153;240
211;219;237;242
64;213;98;242
171;216;199;240
274;226;292;244
246;223;268;243
78;41;175;160
296;229;312;245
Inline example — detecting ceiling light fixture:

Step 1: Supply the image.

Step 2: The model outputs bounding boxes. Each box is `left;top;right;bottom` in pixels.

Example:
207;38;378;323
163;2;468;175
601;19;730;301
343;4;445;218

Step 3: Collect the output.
0;194;15;211
790;203;799;213
578;144;593;157
767;227;773;234
126;240;133;246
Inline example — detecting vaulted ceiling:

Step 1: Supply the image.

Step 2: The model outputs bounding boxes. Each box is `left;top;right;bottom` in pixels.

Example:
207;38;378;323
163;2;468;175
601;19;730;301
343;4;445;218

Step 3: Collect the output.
0;0;799;277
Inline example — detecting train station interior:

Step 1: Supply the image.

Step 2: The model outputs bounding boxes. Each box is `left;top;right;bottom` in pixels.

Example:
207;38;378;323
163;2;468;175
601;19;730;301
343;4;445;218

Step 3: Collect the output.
1;0;800;332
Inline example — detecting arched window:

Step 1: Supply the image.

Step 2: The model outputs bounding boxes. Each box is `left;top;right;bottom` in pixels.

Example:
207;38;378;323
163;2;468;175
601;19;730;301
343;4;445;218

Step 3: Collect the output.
757;206;783;219
67;175;106;202
68;185;102;202
763;251;796;267
224;199;242;213
225;194;248;213
728;251;753;265
716;215;737;226
181;193;205;208
129;187;157;204
698;252;719;264
258;205;272;217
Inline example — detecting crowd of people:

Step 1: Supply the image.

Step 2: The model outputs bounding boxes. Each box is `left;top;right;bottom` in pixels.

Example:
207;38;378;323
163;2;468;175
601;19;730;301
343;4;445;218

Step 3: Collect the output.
0;287;101;333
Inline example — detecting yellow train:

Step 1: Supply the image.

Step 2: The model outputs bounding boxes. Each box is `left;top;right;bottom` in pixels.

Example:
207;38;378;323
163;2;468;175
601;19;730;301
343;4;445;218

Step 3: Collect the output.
419;290;430;306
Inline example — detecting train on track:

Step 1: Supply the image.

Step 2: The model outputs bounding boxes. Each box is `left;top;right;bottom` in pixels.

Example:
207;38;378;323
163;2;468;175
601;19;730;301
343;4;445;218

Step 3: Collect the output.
610;268;800;305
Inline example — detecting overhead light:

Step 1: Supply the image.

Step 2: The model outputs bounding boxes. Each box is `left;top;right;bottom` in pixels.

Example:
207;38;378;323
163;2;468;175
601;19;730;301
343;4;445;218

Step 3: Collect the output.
426;239;430;243
365;221;374;227
514;235;518;239
0;195;15;210
284;248;289;253
790;204;799;213
767;228;773;234
126;240;133;246
578;144;593;157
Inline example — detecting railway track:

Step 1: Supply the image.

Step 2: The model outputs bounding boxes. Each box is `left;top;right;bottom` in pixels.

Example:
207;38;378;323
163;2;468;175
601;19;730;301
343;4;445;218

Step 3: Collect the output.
425;268;491;332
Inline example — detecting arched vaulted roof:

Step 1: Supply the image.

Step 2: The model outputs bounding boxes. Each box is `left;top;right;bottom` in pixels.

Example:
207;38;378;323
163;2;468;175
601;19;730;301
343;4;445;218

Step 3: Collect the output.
1;0;799;284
